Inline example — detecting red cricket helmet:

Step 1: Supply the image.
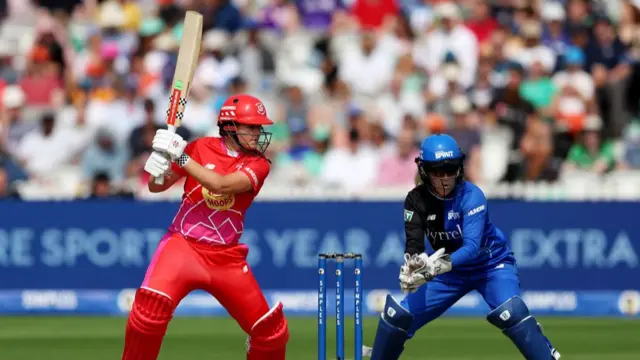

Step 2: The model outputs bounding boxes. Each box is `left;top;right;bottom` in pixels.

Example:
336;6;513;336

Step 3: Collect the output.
217;94;273;155
218;94;274;125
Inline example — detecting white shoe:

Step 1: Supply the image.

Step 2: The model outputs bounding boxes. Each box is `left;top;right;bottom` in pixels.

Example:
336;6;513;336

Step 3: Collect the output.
362;345;373;357
552;348;561;359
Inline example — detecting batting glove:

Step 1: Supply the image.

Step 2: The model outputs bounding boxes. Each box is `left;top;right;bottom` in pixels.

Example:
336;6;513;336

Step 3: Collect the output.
152;129;187;161
144;151;171;178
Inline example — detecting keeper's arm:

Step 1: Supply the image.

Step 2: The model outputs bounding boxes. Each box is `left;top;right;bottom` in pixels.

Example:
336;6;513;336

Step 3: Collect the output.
404;192;426;256
450;192;486;267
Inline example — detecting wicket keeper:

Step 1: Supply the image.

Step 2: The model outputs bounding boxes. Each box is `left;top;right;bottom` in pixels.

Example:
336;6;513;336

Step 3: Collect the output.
366;134;561;360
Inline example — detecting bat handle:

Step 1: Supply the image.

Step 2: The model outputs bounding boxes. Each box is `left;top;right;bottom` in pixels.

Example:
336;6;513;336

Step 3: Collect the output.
153;125;178;185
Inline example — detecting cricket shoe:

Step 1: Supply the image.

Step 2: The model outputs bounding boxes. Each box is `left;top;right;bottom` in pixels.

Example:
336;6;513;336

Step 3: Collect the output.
362;345;372;357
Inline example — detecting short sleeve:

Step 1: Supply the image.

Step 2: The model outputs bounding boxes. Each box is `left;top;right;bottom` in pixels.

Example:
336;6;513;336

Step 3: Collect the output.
240;158;270;192
599;142;616;166
566;144;582;164
171;139;200;176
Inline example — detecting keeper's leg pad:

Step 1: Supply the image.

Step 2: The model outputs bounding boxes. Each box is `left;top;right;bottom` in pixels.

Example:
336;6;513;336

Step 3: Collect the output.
246;302;289;360
122;287;174;360
369;294;413;360
487;296;559;360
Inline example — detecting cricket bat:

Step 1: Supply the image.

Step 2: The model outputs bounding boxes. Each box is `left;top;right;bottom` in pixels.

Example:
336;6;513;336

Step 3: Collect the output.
155;10;203;185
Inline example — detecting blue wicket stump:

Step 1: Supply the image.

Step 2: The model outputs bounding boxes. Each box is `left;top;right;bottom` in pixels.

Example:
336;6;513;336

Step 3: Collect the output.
318;253;363;360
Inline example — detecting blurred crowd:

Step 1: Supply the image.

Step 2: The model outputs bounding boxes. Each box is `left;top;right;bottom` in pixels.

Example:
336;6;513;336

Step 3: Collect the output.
0;0;639;200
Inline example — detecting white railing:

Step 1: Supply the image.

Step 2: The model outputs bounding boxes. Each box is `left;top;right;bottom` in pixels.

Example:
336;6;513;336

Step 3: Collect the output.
14;169;640;201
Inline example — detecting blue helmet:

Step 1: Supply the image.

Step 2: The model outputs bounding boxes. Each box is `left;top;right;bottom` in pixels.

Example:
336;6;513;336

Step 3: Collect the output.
415;134;465;198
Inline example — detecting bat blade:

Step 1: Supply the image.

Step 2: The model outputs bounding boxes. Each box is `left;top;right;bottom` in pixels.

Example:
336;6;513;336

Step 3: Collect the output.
155;11;203;185
165;11;203;129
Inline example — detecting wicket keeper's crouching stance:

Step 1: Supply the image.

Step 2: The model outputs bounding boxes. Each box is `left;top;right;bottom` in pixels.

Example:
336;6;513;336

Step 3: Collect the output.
365;134;560;360
121;94;289;360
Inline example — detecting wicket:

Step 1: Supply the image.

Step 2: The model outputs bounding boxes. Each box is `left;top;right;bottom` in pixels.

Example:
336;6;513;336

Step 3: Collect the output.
318;253;363;360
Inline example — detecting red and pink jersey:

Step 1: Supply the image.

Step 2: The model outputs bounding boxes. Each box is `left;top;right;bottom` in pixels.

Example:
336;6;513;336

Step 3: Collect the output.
168;137;270;245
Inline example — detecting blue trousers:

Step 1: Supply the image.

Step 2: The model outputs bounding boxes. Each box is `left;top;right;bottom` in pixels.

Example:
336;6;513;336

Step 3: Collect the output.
400;262;519;337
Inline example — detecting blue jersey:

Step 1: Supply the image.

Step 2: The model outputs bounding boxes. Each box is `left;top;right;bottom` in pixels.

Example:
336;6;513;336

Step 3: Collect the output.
403;181;515;273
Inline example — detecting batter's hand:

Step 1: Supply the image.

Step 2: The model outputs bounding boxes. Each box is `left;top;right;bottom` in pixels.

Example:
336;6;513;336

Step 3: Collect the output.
144;151;171;178
152;129;187;161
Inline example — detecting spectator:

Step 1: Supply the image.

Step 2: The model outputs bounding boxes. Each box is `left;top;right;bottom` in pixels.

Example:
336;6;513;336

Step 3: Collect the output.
503;117;561;182
414;2;478;90
620;119;640;169
87;172;134;199
129;98;161;158
377;71;424;138
1;86;35;155
320;128;380;190
82;127;127;184
492;62;535;152
16;113;78;178
19;43;64;107
201;0;244;33
520;58;557;111
368;121;394;157
351;0;399;30
446;95;482;183
339;31;396;104
586;16;633;137
0;42;19;84
566;0;593;29
551;46;596;133
465;0;499;45
563;115;617;175
238;26;275;93
257;0;294;31
0;166;21;199
376;127;418;186
541;1;572;59
511;20;556;75
273;122;327;186
426;56;466;110
296;0;346;30
195;30;240;91
280;84;310;136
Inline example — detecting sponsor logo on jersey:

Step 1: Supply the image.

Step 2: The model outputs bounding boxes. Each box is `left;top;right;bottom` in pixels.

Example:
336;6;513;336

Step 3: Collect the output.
435;150;454;159
202;188;235;210
426;224;463;242
427;214;436;220
448;211;460;220
205;163;215;170
404;210;414;222
468;205;485;216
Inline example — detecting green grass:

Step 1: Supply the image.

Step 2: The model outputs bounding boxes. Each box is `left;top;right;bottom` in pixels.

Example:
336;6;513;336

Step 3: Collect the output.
0;316;638;359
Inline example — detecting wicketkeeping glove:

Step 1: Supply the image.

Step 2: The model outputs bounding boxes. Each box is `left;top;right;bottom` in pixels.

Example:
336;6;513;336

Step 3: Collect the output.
399;249;453;293
413;248;453;279
399;253;428;293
